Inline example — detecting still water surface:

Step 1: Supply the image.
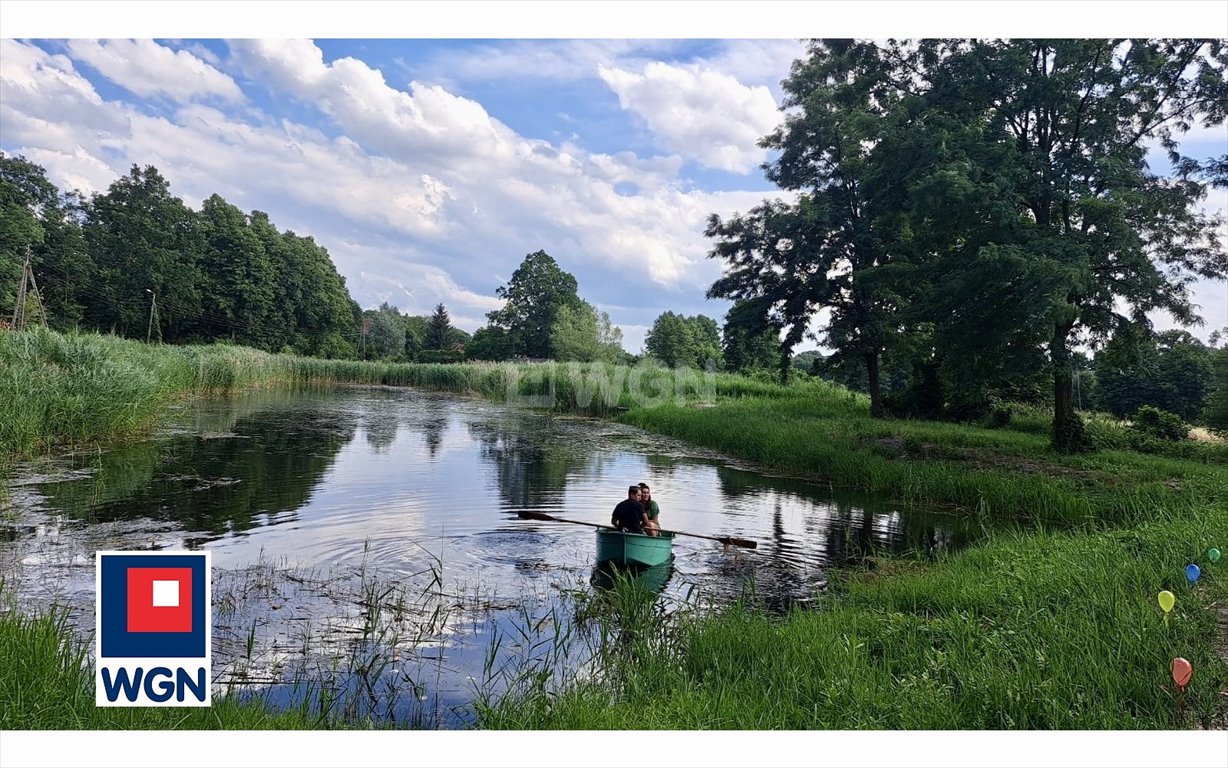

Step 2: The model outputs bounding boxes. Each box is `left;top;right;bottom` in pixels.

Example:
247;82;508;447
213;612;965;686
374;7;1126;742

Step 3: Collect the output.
2;387;978;725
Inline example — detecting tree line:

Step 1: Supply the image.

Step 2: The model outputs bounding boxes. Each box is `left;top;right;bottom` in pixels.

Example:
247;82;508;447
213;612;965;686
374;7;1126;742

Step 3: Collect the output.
704;39;1228;451
2;156;361;357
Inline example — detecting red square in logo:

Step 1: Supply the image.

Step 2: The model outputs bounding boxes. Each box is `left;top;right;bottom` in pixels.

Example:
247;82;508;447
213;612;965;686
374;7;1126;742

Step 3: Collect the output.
126;567;193;633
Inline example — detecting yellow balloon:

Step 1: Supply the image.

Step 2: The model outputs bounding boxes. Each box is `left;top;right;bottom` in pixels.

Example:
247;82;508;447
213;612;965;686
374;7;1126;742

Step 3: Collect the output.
1158;590;1175;614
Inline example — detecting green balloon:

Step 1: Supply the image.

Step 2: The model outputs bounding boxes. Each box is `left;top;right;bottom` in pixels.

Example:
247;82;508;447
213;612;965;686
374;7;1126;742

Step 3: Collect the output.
1210;548;1222;564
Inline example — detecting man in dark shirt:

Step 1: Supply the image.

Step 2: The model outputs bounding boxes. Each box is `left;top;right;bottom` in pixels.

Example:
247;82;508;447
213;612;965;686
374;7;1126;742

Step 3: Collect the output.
611;485;648;534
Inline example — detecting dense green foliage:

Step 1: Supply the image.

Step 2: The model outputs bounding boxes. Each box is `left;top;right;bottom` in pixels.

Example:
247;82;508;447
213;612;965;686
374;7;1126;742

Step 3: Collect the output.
706;40;1228;453
426;302;454;351
2;156;362;356
486;250;583;359
1094;329;1218;422
644;311;722;368
1130;405;1190;442
722;298;782;375
550;300;624;363
1204;348;1228;437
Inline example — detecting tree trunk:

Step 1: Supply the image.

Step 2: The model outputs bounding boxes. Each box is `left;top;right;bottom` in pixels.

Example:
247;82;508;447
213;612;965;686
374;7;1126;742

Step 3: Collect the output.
1050;323;1092;454
867;352;883;418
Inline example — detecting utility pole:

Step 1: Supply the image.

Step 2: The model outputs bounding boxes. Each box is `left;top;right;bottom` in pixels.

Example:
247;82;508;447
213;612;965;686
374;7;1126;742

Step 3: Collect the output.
26;258;47;328
146;289;157;343
10;250;30;329
9;247;46;330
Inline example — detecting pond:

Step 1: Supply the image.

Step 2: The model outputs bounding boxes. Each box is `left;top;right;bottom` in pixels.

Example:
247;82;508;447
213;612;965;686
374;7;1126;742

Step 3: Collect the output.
1;386;979;727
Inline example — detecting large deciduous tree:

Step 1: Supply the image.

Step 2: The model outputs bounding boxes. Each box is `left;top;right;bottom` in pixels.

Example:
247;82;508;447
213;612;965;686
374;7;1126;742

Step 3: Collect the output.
466;326;514;361
550;300;625;363
486;250;582;359
707;41;906;415
84;165;204;341
197;194;275;347
0;153;92;328
645;311;722;368
722;298;784;375
906;39;1227;452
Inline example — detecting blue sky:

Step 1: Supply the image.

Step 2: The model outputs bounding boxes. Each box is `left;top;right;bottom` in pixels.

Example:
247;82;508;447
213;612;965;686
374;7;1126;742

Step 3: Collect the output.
1;37;1224;353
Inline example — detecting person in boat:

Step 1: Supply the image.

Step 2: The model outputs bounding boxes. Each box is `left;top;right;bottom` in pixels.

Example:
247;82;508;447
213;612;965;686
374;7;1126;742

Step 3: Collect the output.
638;482;661;535
611;485;650;535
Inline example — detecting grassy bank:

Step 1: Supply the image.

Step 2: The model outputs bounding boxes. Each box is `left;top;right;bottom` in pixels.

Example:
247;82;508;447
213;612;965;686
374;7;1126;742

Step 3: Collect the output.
619;397;1228;525
480;506;1228;729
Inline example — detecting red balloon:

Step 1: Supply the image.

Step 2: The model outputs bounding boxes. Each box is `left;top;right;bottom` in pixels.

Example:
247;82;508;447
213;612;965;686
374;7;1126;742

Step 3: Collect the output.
1171;657;1192;690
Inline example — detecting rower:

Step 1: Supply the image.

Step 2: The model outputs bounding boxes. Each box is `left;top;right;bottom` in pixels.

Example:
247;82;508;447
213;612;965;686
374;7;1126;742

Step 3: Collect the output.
611;485;649;535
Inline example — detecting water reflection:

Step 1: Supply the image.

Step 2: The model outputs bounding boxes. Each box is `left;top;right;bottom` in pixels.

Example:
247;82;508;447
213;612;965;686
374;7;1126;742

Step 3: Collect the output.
34;393;357;538
10;387;978;595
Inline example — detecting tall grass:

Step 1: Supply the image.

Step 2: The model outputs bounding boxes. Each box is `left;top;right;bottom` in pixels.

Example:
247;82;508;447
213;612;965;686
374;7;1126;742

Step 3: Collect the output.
2;328;794;459
480;504;1228;729
0;607;317;729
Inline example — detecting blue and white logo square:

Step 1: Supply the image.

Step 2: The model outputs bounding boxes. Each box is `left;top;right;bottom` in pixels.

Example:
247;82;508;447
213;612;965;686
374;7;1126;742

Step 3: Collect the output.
95;550;212;706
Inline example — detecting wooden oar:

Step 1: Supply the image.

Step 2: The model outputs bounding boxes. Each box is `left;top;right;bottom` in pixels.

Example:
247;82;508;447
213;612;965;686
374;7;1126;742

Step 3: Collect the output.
516;510;757;549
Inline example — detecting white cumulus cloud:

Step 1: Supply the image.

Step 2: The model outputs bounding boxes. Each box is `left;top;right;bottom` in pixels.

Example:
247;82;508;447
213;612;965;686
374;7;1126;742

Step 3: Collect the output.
598;62;781;173
66;39;244;104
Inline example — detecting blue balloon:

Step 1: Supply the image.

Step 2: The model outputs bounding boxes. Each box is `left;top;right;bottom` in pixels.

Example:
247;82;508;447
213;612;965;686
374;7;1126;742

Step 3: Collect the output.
1185;563;1201;584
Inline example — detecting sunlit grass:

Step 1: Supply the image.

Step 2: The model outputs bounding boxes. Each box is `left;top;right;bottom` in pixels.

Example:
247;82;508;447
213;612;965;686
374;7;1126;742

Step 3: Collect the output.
480;505;1228;729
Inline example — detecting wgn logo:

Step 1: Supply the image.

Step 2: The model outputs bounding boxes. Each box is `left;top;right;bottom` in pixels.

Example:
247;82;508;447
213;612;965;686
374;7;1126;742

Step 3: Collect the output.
95;551;211;706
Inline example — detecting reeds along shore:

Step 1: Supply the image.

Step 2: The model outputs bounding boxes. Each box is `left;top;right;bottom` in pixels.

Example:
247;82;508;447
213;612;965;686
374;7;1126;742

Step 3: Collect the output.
0;326;821;459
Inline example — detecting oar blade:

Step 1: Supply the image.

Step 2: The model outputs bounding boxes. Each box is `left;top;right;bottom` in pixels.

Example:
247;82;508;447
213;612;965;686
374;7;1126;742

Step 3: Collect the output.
517;510;557;522
726;537;757;549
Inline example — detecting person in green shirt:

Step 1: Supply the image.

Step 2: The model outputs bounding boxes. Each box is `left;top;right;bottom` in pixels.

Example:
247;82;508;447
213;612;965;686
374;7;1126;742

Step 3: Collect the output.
638;482;660;535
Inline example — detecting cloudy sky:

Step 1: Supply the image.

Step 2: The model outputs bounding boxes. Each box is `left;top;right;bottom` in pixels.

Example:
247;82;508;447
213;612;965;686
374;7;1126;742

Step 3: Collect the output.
1;37;1224;352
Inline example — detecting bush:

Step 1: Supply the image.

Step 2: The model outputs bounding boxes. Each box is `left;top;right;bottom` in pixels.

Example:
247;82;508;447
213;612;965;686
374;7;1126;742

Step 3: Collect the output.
417;349;465;364
981;402;1013;429
1129;405;1188;442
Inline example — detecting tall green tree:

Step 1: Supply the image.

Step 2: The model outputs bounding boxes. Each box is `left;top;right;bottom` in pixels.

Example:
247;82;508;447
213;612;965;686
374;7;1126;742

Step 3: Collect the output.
362;302;406;360
900;39;1227;451
645;311;722;368
1202;347;1228;437
550;300;625;363
278;230;358;358
708;41;907;414
722;298;783;374
0;154;93;328
83;165;204;341
486;250;581;358
197;194;275;347
1094;327;1216;422
466;326;514;361
426;303;453;350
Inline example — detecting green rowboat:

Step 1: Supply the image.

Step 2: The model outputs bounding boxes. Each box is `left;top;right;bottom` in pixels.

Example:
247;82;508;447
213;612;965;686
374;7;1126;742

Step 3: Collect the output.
595;528;674;567
591;560;674;594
